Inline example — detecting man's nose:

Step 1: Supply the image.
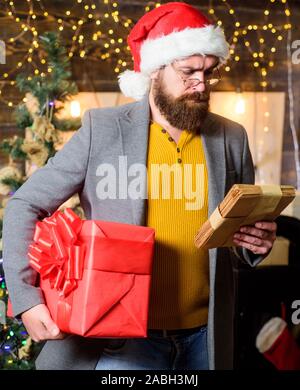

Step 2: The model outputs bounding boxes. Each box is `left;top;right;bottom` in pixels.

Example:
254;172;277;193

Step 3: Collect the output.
190;71;206;92
191;81;206;93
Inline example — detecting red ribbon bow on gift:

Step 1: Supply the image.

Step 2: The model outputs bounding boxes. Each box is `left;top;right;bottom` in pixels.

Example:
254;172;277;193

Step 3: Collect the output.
28;208;86;297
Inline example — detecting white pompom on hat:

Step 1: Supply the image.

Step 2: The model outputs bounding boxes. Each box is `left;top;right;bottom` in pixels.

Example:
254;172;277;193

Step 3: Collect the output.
118;2;230;100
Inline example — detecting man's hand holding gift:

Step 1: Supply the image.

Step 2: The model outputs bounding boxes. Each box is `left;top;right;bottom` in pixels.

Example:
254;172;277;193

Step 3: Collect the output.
21;304;66;342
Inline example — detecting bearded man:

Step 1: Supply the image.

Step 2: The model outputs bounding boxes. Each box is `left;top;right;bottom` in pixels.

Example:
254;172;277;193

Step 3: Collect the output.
3;2;276;370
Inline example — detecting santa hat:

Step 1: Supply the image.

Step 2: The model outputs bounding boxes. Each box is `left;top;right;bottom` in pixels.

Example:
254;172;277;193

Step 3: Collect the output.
118;2;230;101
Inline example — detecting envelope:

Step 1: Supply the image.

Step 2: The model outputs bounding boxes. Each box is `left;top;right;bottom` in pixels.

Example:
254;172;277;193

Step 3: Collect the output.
10;208;155;338
194;184;295;249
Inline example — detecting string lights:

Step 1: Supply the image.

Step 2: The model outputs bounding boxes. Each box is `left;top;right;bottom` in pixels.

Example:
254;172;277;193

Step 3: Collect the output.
0;0;294;109
0;0;136;108
208;0;292;89
206;0;292;167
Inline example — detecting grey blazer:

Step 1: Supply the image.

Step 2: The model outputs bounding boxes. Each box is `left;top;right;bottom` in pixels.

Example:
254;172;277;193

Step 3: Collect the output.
2;95;262;370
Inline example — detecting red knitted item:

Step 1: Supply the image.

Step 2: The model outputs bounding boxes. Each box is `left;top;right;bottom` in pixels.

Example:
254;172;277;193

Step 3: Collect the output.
263;326;300;370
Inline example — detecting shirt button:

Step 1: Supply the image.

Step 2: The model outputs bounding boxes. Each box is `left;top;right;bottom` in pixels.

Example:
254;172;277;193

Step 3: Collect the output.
168;137;173;142
177;147;180;153
161;129;166;133
177;158;182;164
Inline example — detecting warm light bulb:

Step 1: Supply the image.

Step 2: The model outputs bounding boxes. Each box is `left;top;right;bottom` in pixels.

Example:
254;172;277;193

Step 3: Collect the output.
235;93;246;115
70;101;81;118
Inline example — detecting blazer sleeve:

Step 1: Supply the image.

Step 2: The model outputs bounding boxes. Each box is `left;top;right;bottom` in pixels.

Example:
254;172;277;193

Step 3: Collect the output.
2;110;92;317
231;126;266;267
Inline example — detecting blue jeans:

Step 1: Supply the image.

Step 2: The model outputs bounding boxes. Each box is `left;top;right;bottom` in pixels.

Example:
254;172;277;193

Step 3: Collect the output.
95;325;208;370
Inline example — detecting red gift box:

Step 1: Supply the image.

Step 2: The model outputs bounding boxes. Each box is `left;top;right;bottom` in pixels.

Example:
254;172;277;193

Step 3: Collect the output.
11;208;155;338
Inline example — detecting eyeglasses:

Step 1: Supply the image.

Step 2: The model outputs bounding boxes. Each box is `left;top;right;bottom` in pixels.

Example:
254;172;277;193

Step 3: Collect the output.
171;62;221;88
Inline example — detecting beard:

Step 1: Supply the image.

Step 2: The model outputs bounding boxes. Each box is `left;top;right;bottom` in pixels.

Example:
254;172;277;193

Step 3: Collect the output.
153;73;210;133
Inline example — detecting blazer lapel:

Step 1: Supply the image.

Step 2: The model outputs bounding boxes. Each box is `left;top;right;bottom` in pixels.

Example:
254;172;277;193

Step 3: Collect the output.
116;95;150;225
201;113;226;217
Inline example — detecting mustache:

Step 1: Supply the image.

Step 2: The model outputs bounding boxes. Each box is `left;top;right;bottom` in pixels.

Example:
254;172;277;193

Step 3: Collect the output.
178;91;210;103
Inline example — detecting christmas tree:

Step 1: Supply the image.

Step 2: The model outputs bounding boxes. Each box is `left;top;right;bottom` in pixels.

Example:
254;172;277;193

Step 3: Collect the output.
0;31;82;369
